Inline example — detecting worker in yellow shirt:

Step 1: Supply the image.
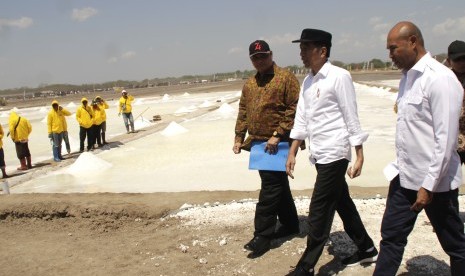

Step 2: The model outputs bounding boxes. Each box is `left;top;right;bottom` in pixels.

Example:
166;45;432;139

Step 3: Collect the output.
8;111;32;170
47;100;71;162
76;98;94;152
118;90;135;133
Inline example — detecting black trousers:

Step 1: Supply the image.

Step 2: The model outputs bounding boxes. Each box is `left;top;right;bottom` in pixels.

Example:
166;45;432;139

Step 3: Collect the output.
298;159;374;270
374;176;465;276
90;124;102;146
79;126;93;151
15;142;31;159
254;170;299;238
0;148;5;167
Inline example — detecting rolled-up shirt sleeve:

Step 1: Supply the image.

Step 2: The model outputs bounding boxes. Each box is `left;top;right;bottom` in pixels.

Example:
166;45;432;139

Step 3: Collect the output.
335;72;368;146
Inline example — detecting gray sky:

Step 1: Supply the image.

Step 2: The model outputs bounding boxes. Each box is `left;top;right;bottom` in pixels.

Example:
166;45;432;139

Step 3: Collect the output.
1;0;464;89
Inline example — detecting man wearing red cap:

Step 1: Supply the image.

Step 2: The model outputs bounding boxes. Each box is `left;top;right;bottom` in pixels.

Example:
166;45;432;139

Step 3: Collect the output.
233;39;302;258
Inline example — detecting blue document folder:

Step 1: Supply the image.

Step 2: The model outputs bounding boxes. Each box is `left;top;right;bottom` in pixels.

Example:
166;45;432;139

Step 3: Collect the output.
248;141;289;171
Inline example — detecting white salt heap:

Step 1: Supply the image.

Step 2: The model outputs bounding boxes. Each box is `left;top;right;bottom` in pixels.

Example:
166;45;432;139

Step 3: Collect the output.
161;121;188;137
67;152;113;176
199;100;213;108
66;102;77;108
134;116;152;129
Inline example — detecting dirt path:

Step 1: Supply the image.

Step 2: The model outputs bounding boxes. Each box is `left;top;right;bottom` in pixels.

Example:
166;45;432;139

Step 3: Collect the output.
1;70;458;276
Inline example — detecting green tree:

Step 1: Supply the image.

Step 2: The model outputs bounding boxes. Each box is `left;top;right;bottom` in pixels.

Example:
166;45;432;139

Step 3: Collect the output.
370;59;386;69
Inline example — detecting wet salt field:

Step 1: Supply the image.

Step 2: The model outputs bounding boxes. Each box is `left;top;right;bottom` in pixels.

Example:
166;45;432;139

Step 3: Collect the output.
6;80;411;193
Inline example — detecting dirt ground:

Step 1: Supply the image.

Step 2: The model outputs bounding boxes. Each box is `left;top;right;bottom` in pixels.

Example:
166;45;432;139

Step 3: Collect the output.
1;188;461;276
2;70;455;276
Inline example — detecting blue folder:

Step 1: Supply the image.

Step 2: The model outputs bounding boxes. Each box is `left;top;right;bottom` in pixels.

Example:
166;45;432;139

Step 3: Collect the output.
249;141;289;171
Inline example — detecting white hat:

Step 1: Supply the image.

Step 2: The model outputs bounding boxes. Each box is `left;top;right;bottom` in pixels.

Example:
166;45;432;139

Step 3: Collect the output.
122;90;127;94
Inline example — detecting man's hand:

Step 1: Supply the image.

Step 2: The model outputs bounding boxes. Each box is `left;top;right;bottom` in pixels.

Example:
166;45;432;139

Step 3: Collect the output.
48;133;52;139
286;140;303;180
118;112;121;117
347;158;363;179
286;153;296;179
410;187;433;212
347;145;364;179
232;142;242;154
265;136;280;154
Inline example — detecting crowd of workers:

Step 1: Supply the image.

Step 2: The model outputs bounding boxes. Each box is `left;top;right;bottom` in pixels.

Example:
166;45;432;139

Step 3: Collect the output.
0;90;135;177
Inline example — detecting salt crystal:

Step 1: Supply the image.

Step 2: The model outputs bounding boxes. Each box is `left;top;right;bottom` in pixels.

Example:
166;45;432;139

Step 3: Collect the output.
219;238;227;246
179;244;189;253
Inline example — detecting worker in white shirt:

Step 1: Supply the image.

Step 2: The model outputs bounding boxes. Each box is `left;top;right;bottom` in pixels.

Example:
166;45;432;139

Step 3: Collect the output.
373;21;465;276
286;28;377;276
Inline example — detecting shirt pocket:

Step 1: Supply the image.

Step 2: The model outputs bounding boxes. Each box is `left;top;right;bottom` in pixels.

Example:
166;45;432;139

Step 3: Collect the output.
405;94;427;121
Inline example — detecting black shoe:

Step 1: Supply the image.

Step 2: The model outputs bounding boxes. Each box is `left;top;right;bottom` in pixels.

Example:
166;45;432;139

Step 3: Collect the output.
293;265;314;276
273;225;300;239
244;237;255;251
243;236;270;258
342;247;378;267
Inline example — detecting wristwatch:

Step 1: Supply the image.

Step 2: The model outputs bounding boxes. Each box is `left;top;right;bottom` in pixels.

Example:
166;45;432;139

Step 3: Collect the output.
272;131;281;138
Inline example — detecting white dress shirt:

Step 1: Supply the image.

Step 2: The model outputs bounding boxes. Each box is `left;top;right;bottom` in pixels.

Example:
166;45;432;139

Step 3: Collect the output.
290;61;368;164
396;53;463;192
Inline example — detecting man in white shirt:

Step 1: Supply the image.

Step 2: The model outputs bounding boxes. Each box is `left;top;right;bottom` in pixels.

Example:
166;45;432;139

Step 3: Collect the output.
286;28;378;276
373;21;465;276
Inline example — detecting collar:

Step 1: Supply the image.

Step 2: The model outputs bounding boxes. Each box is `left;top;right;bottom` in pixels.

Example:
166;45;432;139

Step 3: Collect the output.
310;60;331;78
403;52;431;76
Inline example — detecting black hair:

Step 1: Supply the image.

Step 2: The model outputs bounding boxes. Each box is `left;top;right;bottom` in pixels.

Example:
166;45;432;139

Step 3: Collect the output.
312;41;331;58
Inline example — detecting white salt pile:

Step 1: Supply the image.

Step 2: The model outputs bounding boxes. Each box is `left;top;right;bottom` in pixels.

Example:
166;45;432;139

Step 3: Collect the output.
161;121;188;137
162;94;171;102
218;103;235;114
174;106;191;115
202;103;236;121
66;102;77;108
134;116;152;129
66;152;113;176
199;100;213;108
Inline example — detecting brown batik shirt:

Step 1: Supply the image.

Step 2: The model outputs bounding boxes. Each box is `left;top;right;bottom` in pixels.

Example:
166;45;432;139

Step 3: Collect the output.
234;63;301;151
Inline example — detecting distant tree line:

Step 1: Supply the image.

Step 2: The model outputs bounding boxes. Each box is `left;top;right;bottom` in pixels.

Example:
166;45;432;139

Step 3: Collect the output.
0;53;449;103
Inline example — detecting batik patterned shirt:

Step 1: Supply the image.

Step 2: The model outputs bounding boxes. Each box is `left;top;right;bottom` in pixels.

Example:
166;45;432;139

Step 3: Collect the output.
234;63;300;151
